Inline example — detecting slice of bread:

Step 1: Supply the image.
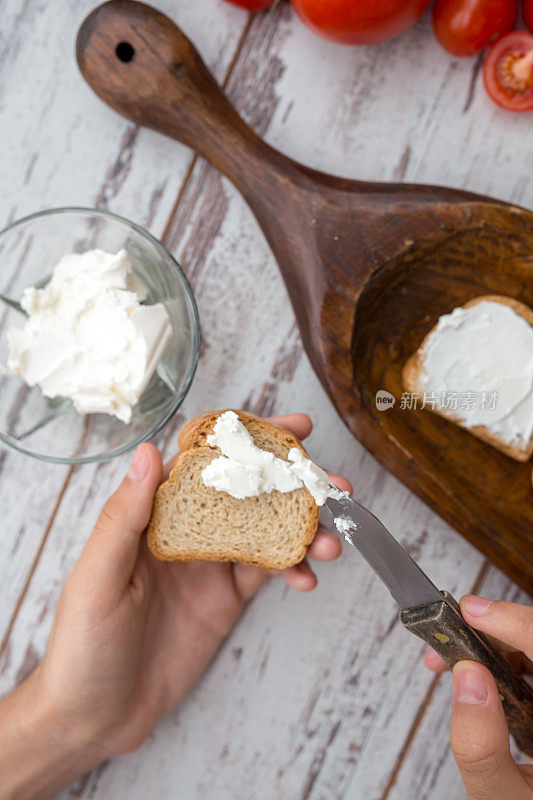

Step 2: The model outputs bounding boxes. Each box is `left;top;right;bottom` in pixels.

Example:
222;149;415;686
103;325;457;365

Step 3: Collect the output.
147;410;320;568
402;295;533;462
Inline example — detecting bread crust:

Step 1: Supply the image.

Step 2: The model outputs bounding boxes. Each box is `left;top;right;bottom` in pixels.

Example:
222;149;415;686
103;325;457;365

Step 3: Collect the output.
147;410;320;568
402;295;533;462
177;409;303;452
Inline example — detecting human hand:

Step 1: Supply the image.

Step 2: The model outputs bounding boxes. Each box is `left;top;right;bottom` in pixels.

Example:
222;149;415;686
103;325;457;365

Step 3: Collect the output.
424;594;533;800
28;414;349;771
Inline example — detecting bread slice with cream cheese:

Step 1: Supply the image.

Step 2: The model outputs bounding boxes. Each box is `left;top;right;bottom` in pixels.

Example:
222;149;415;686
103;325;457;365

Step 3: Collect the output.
147;410;320;568
402;295;533;462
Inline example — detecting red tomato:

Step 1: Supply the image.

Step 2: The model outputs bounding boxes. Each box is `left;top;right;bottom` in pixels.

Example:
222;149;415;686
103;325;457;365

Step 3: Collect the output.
290;0;432;45
223;0;274;9
483;32;533;111
524;0;533;34
432;0;518;57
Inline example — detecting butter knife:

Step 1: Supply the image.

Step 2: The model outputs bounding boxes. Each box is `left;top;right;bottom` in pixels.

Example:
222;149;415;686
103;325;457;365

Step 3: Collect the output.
324;492;533;756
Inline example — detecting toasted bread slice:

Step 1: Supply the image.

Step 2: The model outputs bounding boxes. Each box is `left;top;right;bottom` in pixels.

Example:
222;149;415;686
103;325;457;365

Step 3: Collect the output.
147;410;320;568
402;295;533;462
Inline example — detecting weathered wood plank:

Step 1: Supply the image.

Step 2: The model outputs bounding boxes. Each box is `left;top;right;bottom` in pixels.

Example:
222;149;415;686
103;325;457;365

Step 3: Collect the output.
263;12;531;200
1;3;531;800
0;0;247;642
0;1;247;227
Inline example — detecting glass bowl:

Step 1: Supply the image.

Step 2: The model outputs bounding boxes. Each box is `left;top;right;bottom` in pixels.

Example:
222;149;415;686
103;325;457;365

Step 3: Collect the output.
0;208;200;463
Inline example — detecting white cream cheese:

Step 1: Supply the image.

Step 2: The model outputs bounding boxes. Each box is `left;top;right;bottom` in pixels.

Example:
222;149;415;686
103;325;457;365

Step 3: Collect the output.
418;301;533;448
287;448;344;505
201;410;343;505
5;248;172;423
333;516;357;543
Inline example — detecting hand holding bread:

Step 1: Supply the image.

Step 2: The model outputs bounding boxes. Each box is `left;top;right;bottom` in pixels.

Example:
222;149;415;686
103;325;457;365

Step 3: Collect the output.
148;409;341;569
3;411;349;797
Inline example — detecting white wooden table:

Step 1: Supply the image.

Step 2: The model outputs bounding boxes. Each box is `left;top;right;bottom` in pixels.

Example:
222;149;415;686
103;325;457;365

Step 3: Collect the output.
1;3;531;798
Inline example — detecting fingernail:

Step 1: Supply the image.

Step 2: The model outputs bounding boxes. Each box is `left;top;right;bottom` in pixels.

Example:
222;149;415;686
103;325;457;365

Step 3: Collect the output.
128;448;149;481
454;667;488;704
462;595;492;617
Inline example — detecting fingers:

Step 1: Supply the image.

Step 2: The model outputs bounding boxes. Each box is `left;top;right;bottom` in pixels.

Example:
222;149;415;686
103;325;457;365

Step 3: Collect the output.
424;595;533;676
80;444;162;592
232;563;271;602
284;516;345;590
307;528;342;561
234;526;342;602
281;559;317;592
424;647;448;673
423;645;533;676
450;661;530;799
266;413;313;441
325;471;353;495
460;596;533;663
233;555;320;600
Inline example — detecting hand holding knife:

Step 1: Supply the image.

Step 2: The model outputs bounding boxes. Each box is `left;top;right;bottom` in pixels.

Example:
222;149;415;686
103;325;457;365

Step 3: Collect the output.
324;491;533;757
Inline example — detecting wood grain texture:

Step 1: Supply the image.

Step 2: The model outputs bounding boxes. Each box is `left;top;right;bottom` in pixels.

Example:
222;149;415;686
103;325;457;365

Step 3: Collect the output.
0;0;247;645
0;2;531;799
76;0;533;591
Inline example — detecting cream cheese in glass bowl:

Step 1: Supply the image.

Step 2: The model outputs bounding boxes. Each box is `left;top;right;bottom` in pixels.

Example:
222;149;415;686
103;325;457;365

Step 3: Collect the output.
0;208;200;463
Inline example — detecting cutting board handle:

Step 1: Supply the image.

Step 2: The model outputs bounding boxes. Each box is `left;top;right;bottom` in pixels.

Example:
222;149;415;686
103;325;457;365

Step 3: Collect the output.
76;0;307;207
77;0;348;359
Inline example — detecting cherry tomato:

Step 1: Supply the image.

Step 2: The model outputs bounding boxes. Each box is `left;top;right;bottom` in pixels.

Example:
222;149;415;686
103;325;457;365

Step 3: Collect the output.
432;0;518;57
290;0;432;45
483;32;533;111
223;0;274;9
524;0;533;34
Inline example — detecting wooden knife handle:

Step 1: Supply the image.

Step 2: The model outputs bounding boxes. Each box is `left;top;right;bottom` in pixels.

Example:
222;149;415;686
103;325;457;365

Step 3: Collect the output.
400;591;533;756
76;0;297;199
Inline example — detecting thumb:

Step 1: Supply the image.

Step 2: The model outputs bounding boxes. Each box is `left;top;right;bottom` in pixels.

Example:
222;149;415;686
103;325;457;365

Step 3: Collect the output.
79;443;162;591
450;661;529;800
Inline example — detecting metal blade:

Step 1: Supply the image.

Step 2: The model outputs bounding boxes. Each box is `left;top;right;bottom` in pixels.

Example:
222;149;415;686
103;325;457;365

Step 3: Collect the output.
325;493;443;609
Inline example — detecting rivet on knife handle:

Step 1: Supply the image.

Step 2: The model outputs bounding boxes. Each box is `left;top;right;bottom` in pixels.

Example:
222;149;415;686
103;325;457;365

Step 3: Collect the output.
400;591;533;757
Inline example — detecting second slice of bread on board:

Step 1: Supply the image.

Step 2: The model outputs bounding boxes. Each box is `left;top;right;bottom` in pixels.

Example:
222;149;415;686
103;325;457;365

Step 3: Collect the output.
147;410;320;568
402;295;533;462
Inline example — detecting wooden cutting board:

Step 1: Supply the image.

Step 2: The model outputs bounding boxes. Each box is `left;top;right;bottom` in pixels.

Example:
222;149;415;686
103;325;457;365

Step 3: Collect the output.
77;0;533;593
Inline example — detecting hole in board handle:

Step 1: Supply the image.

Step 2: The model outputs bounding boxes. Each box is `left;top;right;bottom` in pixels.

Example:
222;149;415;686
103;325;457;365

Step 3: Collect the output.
115;42;135;63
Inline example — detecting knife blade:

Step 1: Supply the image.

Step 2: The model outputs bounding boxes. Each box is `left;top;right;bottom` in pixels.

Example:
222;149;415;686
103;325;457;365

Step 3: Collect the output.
324;490;533;757
324;492;442;609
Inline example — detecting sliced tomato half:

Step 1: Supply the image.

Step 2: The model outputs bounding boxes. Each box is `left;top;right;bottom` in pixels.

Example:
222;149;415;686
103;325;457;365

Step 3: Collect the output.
483;32;533;111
